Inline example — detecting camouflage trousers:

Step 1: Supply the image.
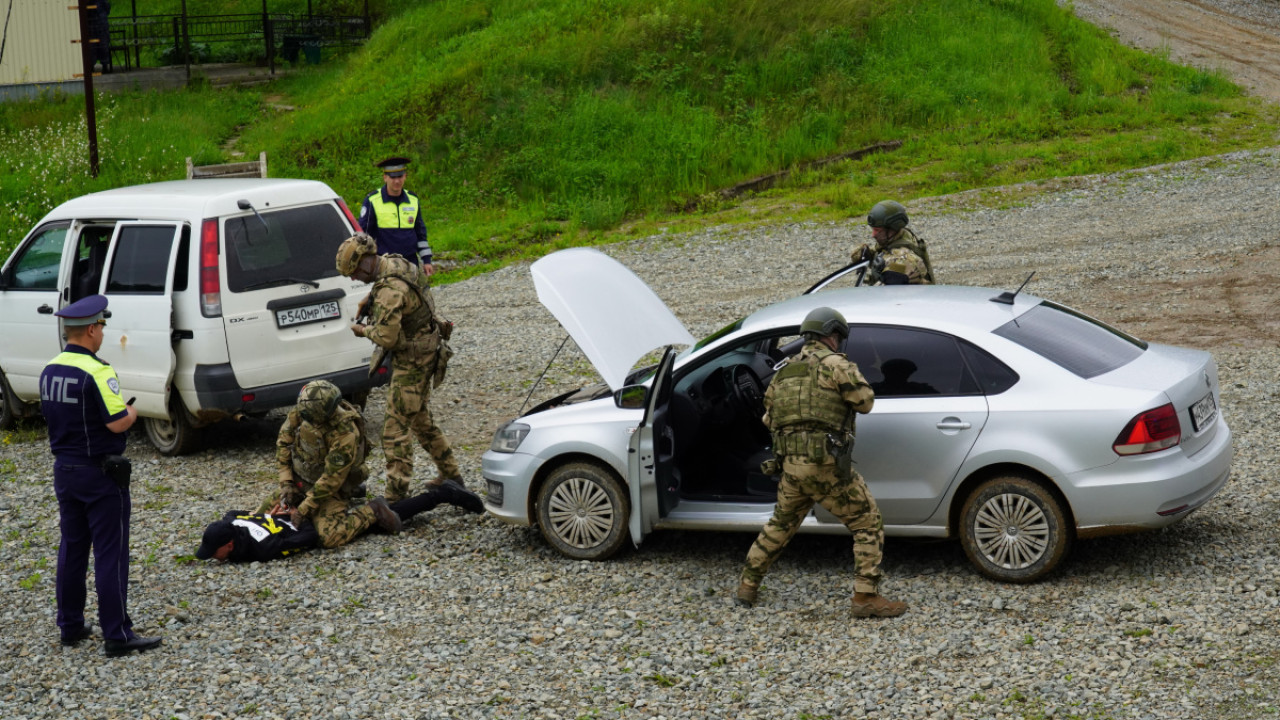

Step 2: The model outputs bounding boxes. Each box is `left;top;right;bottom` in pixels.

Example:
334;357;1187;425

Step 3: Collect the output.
741;458;885;594
310;496;378;549
383;359;458;502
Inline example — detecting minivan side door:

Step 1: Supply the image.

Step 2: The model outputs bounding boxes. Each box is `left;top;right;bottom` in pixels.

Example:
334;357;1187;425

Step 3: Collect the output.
0;221;73;401
92;222;184;418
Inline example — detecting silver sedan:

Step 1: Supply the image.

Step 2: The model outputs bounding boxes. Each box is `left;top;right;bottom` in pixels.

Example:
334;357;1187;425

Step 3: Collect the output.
482;249;1233;582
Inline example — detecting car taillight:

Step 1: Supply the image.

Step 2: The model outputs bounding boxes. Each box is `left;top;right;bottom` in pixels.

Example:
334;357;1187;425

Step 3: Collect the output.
1113;403;1181;456
336;198;360;231
200;218;221;317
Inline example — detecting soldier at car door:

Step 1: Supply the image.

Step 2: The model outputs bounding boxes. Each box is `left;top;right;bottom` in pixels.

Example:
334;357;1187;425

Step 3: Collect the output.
335;233;467;503
735;307;908;618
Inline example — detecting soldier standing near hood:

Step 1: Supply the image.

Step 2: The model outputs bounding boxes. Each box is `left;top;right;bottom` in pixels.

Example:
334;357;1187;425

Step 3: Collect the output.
852;200;936;286
336;233;465;503
735;307;907;618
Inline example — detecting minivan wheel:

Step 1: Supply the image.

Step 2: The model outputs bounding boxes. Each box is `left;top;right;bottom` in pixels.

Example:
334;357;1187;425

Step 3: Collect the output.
0;368;20;430
959;475;1071;583
536;462;631;561
144;398;200;456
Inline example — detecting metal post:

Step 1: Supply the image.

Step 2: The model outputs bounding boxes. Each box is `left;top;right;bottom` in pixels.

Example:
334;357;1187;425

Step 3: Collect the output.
75;2;101;177
130;0;140;69
266;18;275;75
180;0;189;83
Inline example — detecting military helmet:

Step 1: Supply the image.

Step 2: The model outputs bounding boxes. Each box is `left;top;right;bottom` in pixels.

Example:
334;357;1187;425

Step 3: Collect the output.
335;233;378;276
296;380;342;424
799;307;849;340
867;200;909;232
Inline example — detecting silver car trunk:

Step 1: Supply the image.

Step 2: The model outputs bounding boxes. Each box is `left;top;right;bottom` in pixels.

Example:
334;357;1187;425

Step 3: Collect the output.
1092;343;1222;457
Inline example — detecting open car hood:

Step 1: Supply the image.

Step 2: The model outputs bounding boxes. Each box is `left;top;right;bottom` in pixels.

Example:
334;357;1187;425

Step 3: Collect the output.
531;248;695;391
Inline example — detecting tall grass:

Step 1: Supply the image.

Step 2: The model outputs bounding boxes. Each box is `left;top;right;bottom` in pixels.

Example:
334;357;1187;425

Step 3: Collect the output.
1;0;1274;271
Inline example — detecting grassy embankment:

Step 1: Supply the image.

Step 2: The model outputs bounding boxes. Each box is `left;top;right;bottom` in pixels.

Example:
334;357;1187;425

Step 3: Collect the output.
1;0;1276;280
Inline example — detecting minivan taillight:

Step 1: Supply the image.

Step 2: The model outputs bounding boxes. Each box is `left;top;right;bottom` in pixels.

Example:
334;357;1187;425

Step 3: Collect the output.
1113;403;1181;456
336;198;360;231
199;218;221;317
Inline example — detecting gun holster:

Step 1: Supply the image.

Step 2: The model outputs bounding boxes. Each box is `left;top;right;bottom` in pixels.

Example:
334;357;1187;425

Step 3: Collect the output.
826;434;854;480
103;455;132;489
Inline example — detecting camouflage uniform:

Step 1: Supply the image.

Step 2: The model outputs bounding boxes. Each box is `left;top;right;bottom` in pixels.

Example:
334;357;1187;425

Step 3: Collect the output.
363;254;458;502
741;340;885;595
262;396;380;548
857;227;935;286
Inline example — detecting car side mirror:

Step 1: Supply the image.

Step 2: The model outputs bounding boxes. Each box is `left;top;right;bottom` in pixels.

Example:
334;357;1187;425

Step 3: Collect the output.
614;385;648;409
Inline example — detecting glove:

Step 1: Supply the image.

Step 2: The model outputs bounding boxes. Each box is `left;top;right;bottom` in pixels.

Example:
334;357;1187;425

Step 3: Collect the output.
852;244;873;264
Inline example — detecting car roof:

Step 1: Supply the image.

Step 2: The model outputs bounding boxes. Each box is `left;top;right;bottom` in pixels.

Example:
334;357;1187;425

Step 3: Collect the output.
38;178;340;224
738;285;1044;338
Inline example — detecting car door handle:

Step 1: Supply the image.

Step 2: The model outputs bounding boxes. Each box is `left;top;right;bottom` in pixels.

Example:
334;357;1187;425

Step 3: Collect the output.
37;304;54;314
936;419;972;431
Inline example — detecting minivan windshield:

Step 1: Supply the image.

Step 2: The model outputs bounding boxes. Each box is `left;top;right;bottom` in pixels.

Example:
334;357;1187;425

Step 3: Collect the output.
993;301;1146;378
224;203;349;292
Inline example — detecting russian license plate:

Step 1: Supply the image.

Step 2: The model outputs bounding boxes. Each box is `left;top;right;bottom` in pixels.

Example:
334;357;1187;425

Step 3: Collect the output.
1190;392;1217;432
484;479;502;508
275;301;341;328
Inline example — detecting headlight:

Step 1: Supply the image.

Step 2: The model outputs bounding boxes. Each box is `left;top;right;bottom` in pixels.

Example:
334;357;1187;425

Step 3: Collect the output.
490;422;531;453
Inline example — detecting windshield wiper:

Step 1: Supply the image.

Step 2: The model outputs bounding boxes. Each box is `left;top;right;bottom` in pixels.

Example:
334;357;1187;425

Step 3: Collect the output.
242;277;321;291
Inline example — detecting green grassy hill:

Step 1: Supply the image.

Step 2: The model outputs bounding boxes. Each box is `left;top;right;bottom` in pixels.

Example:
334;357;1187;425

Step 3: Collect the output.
2;0;1276;277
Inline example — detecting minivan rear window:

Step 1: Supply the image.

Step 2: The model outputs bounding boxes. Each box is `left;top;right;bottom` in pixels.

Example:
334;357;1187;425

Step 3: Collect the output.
224;203;348;292
993;301;1146;378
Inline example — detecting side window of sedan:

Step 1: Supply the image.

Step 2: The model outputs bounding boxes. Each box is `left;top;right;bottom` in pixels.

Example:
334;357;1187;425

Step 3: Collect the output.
846;325;981;397
7;223;70;290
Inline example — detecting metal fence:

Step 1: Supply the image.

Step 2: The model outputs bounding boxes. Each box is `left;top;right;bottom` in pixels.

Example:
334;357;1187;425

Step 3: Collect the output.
108;12;370;71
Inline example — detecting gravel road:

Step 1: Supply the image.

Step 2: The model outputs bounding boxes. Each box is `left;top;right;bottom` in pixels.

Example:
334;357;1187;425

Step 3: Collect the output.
1;145;1278;720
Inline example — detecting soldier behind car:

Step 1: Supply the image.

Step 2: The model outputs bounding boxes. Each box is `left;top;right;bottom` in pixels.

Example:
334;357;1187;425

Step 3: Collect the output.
264;380;404;546
852;200;936;286
735;307;908;618
335;233;466;503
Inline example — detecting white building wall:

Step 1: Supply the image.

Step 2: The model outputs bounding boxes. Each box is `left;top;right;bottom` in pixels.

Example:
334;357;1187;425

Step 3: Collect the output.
0;0;83;85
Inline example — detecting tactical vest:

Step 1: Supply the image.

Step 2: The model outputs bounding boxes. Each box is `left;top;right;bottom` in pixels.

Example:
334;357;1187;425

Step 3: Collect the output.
369;190;420;231
291;402;368;496
767;347;852;434
884;227;935;283
376;257;436;348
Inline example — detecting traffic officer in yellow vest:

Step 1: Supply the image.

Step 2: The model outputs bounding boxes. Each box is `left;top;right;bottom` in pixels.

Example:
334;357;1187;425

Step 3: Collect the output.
41;294;163;656
336;233;464;503
359;156;434;274
735;307;907;618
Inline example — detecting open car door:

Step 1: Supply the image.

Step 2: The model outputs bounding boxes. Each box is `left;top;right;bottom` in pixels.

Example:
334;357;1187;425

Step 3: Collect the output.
92;222;184;418
627;346;680;548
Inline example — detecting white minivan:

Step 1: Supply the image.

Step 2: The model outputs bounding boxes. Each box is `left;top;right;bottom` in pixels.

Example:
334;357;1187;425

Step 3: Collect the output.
0;178;386;454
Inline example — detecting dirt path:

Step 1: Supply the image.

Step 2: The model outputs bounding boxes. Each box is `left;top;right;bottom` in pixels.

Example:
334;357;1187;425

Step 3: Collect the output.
1070;0;1280;102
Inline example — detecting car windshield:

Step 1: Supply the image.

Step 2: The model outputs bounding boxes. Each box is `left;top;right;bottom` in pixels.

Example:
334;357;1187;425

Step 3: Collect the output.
993;301;1146;378
223;203;348;292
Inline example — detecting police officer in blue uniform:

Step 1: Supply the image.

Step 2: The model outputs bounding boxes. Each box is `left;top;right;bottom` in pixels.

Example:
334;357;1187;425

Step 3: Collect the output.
359;156;435;275
41;295;161;657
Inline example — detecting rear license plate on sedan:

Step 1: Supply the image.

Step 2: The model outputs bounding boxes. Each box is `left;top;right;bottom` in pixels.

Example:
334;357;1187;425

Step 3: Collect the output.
1190;392;1217;432
275;301;341;328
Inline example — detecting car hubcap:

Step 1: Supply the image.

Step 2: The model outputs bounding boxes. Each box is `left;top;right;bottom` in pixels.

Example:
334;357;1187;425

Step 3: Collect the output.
974;493;1049;569
547;477;615;549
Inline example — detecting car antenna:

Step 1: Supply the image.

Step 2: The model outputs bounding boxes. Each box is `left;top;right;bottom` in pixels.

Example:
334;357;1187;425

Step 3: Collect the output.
990;271;1036;305
237;199;270;234
519;334;571;416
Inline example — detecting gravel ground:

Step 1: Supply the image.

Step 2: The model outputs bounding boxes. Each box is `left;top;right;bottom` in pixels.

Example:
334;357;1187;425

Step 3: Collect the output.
3;147;1280;720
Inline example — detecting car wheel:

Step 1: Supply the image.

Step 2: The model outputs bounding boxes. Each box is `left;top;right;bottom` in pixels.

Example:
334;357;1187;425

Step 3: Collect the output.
0;368;21;430
959;475;1071;583
536;462;631;561
143;397;200;456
